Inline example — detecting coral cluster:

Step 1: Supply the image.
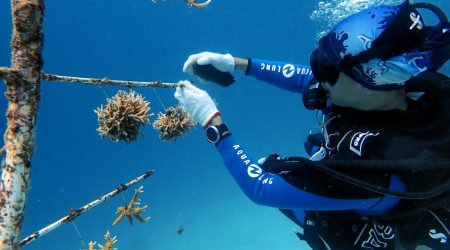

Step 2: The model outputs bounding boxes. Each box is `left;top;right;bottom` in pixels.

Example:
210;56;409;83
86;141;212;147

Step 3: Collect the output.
113;186;150;226
152;105;196;141
95;90;153;143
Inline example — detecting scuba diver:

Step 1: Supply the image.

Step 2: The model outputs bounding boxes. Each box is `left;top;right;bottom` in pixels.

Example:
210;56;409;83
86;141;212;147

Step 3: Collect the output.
175;1;450;249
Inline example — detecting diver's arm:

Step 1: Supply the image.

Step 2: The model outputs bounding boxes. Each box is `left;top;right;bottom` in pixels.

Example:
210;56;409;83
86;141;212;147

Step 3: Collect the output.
233;56;314;93
209;117;402;214
183;52;313;93
241;58;314;93
175;82;400;215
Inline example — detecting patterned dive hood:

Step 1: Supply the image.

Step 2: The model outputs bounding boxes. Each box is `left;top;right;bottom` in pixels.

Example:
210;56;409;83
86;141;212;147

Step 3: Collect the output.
318;2;446;90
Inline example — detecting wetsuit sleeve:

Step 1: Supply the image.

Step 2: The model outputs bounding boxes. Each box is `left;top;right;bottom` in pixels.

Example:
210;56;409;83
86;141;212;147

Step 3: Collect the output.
216;135;404;215
245;58;314;93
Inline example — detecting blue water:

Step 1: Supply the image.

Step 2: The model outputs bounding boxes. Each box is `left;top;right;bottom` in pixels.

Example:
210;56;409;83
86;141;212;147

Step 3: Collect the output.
0;1;449;249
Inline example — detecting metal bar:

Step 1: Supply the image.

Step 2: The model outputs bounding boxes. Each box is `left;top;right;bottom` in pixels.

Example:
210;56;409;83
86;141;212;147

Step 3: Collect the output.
42;73;181;88
19;170;155;247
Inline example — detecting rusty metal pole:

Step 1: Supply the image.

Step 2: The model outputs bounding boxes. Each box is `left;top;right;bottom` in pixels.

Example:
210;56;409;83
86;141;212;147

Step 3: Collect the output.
0;0;44;249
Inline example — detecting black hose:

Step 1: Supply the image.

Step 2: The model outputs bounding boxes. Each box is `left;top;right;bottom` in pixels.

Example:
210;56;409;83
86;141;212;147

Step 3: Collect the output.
376;194;450;220
321;158;450;171
268;157;450;199
269;157;450;172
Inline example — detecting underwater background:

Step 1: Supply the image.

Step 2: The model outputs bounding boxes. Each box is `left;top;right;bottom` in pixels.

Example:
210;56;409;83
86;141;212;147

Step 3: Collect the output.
0;0;449;249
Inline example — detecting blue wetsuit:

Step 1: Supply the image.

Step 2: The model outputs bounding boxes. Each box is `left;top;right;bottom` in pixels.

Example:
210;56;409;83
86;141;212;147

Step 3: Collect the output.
244;59;314;93
215;59;405;225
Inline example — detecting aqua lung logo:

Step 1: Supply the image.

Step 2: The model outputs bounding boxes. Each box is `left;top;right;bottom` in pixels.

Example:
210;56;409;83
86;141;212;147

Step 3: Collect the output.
259;63;312;78
282;64;295;78
247;164;262;178
232;144;262;178
409;12;423;30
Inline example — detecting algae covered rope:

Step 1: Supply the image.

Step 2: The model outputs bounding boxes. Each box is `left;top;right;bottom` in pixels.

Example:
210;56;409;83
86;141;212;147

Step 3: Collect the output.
19;170;155;247
41;72;182;88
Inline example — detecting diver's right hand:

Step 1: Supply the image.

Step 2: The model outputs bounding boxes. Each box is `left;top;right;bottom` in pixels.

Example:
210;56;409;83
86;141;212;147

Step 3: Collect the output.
174;80;220;128
183;52;235;81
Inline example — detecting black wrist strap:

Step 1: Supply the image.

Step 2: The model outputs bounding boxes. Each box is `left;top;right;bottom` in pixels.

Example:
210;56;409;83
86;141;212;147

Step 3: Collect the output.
207;123;231;146
215;131;231;146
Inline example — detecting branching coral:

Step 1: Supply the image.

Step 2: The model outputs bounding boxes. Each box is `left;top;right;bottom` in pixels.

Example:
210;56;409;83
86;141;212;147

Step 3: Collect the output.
97;231;118;250
113;186;151;226
95;90;153;143
153;105;196;141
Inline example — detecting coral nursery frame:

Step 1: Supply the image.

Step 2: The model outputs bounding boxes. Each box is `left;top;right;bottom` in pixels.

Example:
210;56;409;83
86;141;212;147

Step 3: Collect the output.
0;1;210;249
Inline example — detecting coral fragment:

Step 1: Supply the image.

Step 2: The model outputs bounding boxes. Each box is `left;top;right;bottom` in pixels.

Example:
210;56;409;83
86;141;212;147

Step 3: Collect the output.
97;231;118;250
113;186;151;226
153;105;196;141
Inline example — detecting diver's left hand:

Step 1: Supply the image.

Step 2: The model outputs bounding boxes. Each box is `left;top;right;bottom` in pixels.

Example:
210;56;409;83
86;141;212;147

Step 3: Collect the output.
183;52;235;75
174;81;220;128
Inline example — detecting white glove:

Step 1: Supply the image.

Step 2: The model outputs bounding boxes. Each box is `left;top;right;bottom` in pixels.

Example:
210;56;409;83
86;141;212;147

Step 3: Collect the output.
183;52;235;81
174;81;220;127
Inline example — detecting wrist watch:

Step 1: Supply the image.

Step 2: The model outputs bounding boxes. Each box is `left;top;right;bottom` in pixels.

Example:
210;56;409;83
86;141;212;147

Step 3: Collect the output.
206;123;230;144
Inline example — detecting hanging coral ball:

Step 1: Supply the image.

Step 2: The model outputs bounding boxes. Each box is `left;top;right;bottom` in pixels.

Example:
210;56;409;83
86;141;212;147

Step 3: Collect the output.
153;105;196;141
95;90;153;143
